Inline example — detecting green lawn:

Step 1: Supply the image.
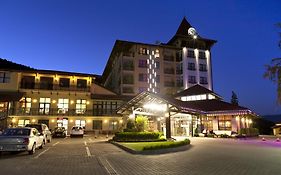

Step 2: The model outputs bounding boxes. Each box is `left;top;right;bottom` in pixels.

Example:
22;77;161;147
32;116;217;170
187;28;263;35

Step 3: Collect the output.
119;140;190;151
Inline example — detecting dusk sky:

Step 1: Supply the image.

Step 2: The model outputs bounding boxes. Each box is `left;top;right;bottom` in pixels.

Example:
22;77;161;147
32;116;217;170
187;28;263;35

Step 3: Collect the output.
0;0;280;115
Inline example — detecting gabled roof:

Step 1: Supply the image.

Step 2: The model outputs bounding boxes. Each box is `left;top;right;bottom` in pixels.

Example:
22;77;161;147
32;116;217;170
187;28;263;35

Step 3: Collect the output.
173;84;222;99
175;17;193;36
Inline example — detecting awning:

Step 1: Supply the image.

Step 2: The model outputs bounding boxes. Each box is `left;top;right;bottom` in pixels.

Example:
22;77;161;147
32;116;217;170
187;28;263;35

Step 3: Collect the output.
0;91;25;102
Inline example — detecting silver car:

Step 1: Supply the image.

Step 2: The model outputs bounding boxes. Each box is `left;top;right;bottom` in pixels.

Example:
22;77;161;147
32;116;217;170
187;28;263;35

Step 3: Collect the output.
0;127;44;155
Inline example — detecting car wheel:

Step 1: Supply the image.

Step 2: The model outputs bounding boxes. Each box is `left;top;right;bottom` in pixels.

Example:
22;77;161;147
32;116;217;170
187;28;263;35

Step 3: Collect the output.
47;136;52;143
28;143;36;155
39;141;44;149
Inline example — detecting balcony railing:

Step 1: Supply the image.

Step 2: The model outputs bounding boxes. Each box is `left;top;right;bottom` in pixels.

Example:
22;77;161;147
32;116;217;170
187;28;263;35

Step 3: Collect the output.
9;108;118;116
20;82;90;92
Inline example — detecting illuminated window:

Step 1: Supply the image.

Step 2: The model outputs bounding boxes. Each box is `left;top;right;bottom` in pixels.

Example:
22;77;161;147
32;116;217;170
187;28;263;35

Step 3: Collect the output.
58;98;69;114
75;120;86;128
0;72;10;83
18;119;30;127
20;97;32;114
76;99;86;114
208;94;215;100
139;48;149;55
39;98;51;115
201;117;213;131
218;116;232;130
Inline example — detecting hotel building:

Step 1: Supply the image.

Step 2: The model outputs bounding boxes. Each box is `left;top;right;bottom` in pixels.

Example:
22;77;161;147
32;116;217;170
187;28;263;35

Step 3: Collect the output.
102;17;216;96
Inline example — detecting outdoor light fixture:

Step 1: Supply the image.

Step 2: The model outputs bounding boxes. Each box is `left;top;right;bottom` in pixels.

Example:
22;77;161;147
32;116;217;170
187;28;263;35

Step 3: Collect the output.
235;116;239;121
157;118;160;121
86;101;90;105
70;119;73;123
87;120;91;123
51;119;55;123
11;118;16;123
119;119;123;123
104;119;108;123
143;103;167;111
188;27;198;39
32;99;37;103
129;114;135;119
32;119;36;123
52;100;56;104
70;100;74;104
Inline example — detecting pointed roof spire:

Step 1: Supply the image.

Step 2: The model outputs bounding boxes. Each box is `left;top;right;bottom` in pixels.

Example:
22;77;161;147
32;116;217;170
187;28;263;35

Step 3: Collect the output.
175;17;193;36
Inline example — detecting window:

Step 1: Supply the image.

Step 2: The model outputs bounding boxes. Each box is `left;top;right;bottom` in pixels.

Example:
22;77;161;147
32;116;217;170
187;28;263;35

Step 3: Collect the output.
75;120;86;128
93;101;119;116
199;51;206;59
123;87;134;93
187;50;195;58
93;120;102;130
201;117;213;131
218;116;232;130
176;76;183;87
58;98;69;114
76;99;86;114
138;59;147;68
0;72;10;83
139;73;148;82
199;64;207;72
18;119;30;127
139;48;149;55
39;98;51;115
109;120;118;130
176;64;182;74
123;74;134;84
59;78;70;88
20;97;32;114
123;59;134;70
77;79;87;89
188;76;196;84
0;102;7;112
21;76;35;89
188;63;196;71
155;61;160;69
200;77;208;85
40;77;53;90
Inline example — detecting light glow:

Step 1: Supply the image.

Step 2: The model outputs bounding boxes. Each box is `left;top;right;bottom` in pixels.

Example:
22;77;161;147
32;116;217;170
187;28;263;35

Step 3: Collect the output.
143;103;167;111
12;118;16;123
32;99;37;103
32;119;36;123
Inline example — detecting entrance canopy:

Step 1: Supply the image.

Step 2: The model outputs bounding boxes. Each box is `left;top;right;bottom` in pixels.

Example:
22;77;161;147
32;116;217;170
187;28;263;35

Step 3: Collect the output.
117;91;255;117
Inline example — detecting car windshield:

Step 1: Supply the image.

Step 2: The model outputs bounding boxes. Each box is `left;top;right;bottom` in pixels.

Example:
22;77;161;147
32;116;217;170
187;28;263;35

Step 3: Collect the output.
55;127;65;132
72;127;81;130
25;124;42;132
2;129;30;136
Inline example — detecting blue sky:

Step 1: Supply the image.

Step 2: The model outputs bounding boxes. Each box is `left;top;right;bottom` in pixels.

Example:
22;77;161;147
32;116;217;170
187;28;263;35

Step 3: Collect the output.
0;0;280;115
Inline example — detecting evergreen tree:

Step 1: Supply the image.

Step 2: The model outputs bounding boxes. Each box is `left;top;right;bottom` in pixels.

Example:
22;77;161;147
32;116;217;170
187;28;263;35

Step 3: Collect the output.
231;91;239;105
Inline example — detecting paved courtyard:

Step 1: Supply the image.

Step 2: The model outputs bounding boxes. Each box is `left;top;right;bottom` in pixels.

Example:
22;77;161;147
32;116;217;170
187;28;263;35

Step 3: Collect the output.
0;136;280;175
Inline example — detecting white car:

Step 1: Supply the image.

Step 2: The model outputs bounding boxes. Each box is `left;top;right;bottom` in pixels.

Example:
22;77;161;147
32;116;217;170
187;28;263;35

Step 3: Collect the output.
0;127;44;155
70;126;84;137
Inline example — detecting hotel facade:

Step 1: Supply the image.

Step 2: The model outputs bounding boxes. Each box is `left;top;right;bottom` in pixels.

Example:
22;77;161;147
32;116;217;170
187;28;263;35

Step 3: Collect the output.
0;60;128;134
0;17;256;138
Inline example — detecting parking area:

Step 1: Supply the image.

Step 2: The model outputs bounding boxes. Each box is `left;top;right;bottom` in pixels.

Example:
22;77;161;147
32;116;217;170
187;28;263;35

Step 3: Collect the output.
0;135;280;175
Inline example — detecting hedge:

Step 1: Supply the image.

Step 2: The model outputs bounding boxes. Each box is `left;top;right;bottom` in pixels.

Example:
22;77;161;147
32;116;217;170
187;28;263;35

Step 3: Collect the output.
113;132;163;142
142;139;190;151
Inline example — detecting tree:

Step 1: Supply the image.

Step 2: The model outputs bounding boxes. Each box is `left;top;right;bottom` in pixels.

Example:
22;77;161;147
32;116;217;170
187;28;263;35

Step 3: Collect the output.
135;115;148;132
231;91;239;105
264;23;281;103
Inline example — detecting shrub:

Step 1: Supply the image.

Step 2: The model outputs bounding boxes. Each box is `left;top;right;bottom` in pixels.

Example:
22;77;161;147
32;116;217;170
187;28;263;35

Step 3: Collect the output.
239;128;259;137
113;132;163;142
220;134;229;138
142;139;190;150
135;116;148;132
207;134;215;138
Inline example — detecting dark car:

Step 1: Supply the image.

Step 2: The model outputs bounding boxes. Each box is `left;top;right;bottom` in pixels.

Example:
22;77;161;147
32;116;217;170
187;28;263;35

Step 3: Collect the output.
25;124;52;144
52;127;66;138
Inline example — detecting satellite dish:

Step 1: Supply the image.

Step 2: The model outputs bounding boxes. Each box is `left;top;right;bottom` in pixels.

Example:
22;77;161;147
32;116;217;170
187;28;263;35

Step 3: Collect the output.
188;27;198;39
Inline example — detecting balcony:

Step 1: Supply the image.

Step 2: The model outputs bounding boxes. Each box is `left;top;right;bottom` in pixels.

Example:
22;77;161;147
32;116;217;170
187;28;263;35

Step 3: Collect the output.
9;108;118;116
20;82;90;92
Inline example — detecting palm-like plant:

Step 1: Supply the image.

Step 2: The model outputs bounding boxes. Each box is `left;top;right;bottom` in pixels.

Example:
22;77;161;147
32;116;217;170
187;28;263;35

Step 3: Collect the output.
264;23;281;103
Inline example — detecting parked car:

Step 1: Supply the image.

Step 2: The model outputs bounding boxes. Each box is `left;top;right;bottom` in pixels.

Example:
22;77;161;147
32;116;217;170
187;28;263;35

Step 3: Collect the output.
0;127;44;155
25;124;52;144
52;127;66;138
70;126;84;137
